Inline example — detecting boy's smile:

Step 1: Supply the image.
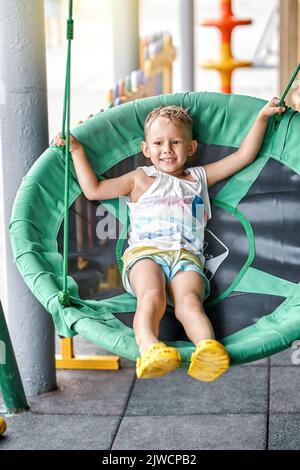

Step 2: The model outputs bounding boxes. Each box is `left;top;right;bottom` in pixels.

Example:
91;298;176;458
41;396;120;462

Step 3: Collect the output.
141;117;197;178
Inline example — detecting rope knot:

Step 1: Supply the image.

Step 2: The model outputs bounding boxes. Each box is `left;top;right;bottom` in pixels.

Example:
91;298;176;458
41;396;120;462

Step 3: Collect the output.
58;290;71;307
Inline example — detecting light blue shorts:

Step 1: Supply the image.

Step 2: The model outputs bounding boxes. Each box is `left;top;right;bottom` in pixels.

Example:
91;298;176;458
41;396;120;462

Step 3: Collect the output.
122;247;210;300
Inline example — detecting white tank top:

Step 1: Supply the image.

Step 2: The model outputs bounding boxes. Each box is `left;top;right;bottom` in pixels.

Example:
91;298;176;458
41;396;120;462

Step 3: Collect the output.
124;165;211;265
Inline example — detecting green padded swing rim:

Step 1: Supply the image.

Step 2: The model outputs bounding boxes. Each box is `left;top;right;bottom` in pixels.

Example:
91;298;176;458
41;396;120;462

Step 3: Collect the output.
9;92;300;365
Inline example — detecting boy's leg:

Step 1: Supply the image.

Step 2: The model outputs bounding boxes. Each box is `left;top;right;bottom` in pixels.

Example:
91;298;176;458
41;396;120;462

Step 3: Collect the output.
168;271;214;345
129;258;181;378
129;258;167;354
169;270;229;381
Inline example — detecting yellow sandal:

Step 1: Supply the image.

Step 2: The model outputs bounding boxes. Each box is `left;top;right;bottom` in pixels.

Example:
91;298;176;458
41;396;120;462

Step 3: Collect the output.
136;342;181;379
188;339;230;382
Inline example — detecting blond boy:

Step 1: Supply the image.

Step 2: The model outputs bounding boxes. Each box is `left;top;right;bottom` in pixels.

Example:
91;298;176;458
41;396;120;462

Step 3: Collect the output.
55;97;285;381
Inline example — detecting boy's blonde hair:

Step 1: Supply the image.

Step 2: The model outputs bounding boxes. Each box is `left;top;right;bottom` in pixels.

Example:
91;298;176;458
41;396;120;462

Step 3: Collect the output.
144;106;193;139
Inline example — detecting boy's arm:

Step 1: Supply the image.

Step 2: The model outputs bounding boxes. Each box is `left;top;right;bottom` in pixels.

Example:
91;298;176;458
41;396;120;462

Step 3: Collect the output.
54;133;135;200
203;97;286;187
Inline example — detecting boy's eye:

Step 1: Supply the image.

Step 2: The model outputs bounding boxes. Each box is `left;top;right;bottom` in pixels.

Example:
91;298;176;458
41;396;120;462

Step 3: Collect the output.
153;141;161;145
172;140;181;144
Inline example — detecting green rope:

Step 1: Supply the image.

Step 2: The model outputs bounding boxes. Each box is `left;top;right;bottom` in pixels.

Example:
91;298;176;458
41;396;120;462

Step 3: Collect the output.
58;0;74;307
275;61;300;125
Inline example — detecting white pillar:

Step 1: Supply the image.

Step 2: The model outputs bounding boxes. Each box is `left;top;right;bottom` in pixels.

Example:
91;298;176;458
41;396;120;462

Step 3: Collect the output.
110;0;140;83
0;0;56;395
178;0;195;91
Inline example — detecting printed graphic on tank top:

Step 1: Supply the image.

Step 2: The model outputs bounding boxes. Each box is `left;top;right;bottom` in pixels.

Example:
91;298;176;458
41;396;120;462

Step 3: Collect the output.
124;165;212;266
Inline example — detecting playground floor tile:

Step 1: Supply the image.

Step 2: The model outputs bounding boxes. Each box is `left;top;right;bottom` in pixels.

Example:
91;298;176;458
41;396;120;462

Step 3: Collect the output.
28;368;136;416
0;413;120;450
240;357;269;366
268;415;300;450
125;366;269;416
270;347;297;366
112;414;267;450
1;334;298;450
269;366;300;414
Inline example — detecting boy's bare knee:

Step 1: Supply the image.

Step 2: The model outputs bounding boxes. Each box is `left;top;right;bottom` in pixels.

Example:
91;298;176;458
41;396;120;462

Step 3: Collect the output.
174;292;203;319
137;288;166;308
176;291;202;306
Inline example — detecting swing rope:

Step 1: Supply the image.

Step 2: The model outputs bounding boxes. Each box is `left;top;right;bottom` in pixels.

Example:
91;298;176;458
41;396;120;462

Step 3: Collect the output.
279;62;300;106
58;0;74;307
275;61;300;123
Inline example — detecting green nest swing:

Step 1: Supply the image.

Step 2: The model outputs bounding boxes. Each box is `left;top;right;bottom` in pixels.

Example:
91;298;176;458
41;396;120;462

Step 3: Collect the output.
9;3;300;368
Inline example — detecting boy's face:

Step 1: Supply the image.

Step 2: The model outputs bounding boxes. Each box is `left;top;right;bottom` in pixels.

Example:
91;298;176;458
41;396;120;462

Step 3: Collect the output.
141;117;197;176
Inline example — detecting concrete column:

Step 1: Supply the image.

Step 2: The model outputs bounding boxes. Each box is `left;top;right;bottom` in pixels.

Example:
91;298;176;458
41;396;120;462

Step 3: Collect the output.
110;0;140;83
178;0;195;91
0;0;56;395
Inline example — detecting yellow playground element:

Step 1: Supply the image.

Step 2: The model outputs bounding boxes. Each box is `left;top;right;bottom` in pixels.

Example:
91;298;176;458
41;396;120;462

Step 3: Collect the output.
56;337;119;370
200;0;253;93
